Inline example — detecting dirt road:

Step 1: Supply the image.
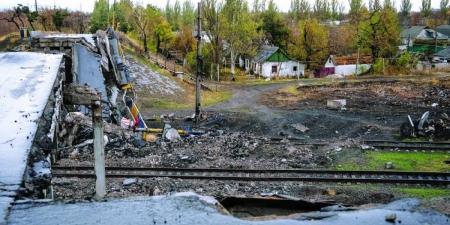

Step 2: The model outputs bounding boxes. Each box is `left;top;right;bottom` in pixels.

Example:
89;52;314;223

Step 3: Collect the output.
206;81;397;141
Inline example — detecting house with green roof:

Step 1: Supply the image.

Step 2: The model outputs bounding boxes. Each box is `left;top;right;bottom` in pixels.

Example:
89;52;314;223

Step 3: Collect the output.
400;26;448;53
250;45;305;78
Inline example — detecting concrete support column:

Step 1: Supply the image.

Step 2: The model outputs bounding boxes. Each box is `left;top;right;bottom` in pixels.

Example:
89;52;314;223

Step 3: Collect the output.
92;100;106;200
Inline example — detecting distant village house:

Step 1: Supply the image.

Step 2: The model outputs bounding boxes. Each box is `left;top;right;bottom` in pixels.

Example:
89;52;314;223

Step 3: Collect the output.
316;54;372;77
249;45;305;78
400;26;448;52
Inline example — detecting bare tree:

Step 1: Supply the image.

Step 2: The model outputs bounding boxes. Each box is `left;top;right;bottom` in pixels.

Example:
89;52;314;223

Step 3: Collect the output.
132;6;150;53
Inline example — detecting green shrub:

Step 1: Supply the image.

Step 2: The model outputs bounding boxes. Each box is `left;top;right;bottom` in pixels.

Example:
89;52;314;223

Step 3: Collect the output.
372;58;384;74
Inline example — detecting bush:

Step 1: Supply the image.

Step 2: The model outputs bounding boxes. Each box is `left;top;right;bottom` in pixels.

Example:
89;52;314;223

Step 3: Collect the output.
372;58;384;74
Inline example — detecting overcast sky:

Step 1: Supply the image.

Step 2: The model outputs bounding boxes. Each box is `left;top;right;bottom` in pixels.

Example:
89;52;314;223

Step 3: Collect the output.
0;0;442;13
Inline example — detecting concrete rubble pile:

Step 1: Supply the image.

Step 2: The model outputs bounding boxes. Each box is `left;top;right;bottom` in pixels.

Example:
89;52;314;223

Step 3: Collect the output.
22;28;194;199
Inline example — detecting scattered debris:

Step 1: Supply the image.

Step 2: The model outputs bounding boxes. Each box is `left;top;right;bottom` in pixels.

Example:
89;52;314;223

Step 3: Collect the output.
385;213;397;223
327;99;347;110
291;123;309;133
163;124;182;142
385;162;395;170
400;112;450;140
123;178;137;186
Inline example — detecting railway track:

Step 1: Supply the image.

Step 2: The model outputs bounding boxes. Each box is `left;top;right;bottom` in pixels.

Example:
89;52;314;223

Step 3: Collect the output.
52;166;450;185
363;140;450;152
260;138;450;152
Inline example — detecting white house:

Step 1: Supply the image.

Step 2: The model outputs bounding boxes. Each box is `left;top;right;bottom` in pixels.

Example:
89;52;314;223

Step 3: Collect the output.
250;45;305;78
318;55;371;77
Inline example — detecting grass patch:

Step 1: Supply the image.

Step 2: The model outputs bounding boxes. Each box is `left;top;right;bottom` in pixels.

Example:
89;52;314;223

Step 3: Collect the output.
140;90;232;110
140;98;189;110
0;33;20;51
337;151;449;172
280;85;300;95
397;188;450;199
202;90;232;107
125;47;232;110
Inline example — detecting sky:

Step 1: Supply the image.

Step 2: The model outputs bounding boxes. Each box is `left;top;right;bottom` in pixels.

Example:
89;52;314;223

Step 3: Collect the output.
0;0;442;13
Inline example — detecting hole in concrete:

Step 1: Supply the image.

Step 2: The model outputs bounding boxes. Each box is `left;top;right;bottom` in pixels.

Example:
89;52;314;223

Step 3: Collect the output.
220;197;333;219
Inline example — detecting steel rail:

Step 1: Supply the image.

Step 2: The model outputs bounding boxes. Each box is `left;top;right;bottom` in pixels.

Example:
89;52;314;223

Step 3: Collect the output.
52;166;450;185
364;140;450;151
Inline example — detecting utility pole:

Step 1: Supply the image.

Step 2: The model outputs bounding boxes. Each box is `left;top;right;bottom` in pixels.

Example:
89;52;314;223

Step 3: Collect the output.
92;100;106;200
356;47;360;75
113;0;116;30
35;0;38;12
195;1;203;123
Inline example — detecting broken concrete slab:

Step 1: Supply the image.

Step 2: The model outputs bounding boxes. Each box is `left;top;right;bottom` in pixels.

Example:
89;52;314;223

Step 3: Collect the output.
123;178;137;186
291;124;309;133
327;99;347;110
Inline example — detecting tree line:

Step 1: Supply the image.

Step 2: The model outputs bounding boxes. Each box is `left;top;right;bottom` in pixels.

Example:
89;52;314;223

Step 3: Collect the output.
90;0;448;78
0;4;89;34
2;0;450;77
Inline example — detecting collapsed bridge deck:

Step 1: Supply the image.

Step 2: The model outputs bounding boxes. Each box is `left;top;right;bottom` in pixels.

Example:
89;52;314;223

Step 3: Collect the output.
0;52;63;223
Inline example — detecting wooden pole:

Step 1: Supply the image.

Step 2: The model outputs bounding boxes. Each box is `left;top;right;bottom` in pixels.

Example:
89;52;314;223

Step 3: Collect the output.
195;1;203;123
92;100;106;200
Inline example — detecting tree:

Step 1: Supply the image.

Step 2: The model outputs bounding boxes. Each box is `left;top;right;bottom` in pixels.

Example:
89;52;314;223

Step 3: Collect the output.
66;11;89;33
181;0;195;27
261;0;289;50
155;19;173;52
222;0;260;79
288;19;329;70
252;0;266;13
348;0;365;24
384;0;394;9
173;25;195;57
440;0;449;21
400;0;412;26
328;24;357;55
313;0;330;20
132;6;150;52
173;0;181;30
288;0;310;22
0;8;22;30
369;0;382;11
52;9;68;32
37;8;53;31
421;0;432;19
19;5;38;30
299;0;311;20
90;0;109;33
330;0;341;20
357;6;400;60
111;0;133;33
203;0;223;80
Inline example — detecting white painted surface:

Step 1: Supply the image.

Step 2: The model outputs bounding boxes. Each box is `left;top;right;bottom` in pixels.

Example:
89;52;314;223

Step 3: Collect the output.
325;57;335;68
433;62;450;69
6;197;450;225
335;64;371;76
0;52;62;223
31;31;96;47
256;61;305;78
